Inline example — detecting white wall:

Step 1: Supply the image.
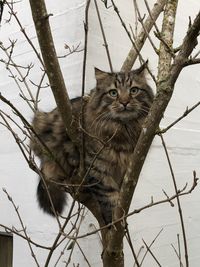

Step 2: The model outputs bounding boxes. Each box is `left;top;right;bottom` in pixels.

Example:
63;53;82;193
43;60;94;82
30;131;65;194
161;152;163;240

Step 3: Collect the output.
0;0;200;266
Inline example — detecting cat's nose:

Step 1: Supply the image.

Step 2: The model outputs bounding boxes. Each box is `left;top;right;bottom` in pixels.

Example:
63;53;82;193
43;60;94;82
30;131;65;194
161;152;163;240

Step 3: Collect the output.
119;100;129;108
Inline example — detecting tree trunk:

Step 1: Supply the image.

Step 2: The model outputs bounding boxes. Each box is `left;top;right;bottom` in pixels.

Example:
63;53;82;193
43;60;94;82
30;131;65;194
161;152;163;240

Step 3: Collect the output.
101;228;124;267
101;207;125;267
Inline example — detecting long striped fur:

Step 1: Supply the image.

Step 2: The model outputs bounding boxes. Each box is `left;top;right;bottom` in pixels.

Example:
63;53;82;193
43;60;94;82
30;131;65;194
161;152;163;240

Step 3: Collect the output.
30;63;154;224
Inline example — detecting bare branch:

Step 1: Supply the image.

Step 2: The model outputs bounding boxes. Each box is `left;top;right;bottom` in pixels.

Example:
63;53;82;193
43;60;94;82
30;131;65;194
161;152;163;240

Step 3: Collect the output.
125;226;140;267
94;0;113;72
140;229;163;266
28;0;78;144
121;0;167;71
44;199;77;267
0;0;5;23
183;57;200;67
3;189;40;267
158;101;200;134
171;235;184;267
170;11;200;86
0;223;51;250
70;175;198;241
0;41;36;111
133;0;159;55
58;43;84;59
79;0;91;176
111;0;156;82
142;238;162;267
160;134;189;266
5;1;44;66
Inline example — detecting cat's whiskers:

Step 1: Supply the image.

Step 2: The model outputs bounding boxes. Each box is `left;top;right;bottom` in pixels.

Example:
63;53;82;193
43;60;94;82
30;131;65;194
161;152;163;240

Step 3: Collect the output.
93;113;108;135
99;115;114;139
95;113;112;138
138;107;150;117
140;105;150;112
90;110;109;129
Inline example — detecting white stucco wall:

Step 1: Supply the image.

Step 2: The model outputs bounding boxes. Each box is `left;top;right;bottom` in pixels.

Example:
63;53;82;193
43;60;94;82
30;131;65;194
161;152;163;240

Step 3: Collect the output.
0;1;200;266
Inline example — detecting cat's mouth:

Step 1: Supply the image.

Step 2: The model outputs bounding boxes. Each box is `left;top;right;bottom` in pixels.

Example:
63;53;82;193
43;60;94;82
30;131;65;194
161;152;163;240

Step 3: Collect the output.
116;103;135;112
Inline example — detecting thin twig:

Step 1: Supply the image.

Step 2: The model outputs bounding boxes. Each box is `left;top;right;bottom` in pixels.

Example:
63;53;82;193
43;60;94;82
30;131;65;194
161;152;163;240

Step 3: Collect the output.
80;0;91;178
183;57;200;67
111;0;156;82
64;208;88;267
158;101;200;134
54;243;69;267
140;228;163;266
125;226;140;267
133;0;159;54
0;93;68;226
132;0;138;38
3;189;40;267
159;134;189;267
142;238;162;267
171;237;184;267
0;42;36;111
66;175;198;240
74;241;92;267
0;111;32;171
0;109;62;225
143;0;161;35
121;0;167;71
144;0;174;56
33;71;47;110
44;199;77;267
94;0;113;72
133;246;144;267
0;223;51;250
58;43;84;58
5;0;44;66
177;234;183;267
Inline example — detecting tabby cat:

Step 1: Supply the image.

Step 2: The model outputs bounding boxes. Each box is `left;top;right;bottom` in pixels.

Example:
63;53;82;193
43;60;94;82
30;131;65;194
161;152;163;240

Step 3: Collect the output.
30;63;154;224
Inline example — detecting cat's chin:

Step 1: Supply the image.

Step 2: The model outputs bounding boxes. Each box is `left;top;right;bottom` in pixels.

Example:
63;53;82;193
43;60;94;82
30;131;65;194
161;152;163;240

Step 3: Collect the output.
110;110;139;122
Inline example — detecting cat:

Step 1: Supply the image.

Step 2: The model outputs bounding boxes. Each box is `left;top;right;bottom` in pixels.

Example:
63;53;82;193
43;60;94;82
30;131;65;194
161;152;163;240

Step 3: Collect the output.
30;63;154;224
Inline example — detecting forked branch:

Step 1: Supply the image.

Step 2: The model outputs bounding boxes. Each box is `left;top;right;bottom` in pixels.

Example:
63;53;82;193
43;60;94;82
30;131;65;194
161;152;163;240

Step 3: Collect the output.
121;0;167;71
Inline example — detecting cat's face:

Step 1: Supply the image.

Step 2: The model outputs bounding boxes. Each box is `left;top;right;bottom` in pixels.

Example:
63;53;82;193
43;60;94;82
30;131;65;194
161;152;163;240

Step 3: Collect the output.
90;64;154;123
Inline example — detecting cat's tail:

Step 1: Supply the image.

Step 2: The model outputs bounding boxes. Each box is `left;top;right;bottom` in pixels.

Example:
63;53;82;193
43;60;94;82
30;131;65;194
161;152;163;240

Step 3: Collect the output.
37;179;66;216
37;161;67;216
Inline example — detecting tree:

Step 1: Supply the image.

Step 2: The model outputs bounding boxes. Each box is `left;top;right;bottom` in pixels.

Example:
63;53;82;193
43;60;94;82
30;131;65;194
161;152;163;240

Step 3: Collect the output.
0;0;200;266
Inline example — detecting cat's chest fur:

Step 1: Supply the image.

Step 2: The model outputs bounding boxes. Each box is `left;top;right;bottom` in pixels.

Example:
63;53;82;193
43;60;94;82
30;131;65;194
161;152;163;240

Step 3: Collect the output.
84;122;136;188
105;149;130;183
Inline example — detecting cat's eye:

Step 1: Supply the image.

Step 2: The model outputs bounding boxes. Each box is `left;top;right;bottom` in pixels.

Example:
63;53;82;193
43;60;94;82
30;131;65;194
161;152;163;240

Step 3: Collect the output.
108;89;118;97
130;87;140;95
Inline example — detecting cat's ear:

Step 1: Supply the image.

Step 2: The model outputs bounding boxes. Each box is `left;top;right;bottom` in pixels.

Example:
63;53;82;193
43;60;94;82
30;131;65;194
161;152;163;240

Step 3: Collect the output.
94;67;112;81
132;60;148;77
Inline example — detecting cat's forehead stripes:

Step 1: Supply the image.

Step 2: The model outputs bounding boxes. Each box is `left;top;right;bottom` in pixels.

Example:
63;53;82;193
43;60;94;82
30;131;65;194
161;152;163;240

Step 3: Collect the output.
114;72;134;88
